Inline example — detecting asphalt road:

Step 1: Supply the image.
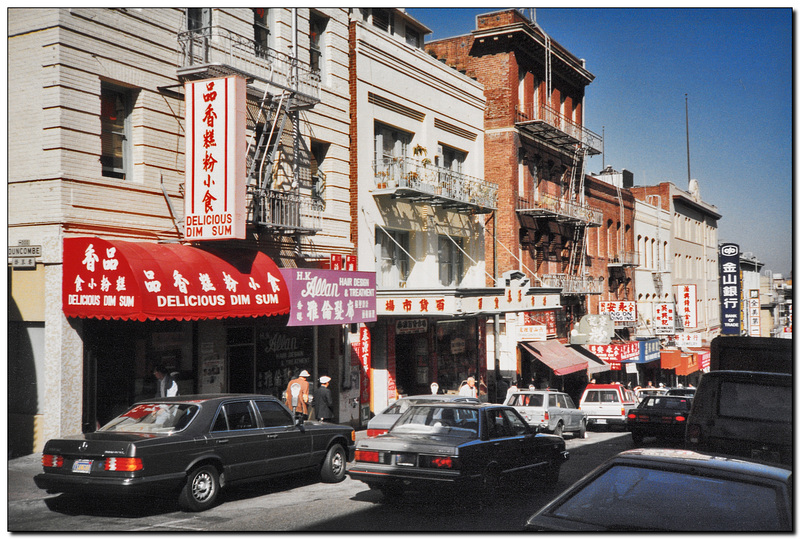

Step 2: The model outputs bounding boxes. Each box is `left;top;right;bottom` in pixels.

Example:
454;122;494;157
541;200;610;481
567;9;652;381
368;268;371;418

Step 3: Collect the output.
9;430;636;532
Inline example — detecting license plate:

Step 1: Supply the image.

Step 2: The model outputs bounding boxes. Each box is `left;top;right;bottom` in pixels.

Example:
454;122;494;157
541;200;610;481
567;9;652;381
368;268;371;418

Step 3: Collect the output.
595;419;606;424
72;459;93;474
395;453;416;467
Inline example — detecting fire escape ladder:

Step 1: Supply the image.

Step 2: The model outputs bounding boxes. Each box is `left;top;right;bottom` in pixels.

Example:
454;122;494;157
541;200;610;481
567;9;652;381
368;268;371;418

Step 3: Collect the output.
567;147;588;276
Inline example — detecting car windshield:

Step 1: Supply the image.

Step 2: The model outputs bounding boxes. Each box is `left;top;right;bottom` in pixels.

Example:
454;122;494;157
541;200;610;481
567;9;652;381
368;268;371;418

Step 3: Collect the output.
391;406;479;439
549;463;785;531
99;403;199;433
382;398;433;416
640;397;692;411
508;393;544;407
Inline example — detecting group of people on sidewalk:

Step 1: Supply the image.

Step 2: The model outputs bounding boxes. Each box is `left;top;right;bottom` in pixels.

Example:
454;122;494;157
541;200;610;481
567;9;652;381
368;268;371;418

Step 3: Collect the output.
283;370;334;422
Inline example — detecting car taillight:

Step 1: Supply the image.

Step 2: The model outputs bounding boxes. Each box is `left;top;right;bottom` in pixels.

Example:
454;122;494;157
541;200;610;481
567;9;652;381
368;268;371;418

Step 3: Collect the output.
42;454;64;468
674;415;686;422
687;424;701;443
355;449;381;463
621;407;626;416
366;429;388;437
420;455;458;469
544;411;549;420
627;412;637;420
104;457;143;471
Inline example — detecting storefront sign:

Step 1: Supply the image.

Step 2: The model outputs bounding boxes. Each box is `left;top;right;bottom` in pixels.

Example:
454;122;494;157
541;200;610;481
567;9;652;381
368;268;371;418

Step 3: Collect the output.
62;237;290;321
184;76;246;240
517;324;547;342
346;255;358;271
379;294;458;316
654;303;675;335
748;290;761;337
459;291;560;314
587;341;640;363
523;310;558;335
396;319;428;334
358;327;371;422
675;284;698;329
281;269;376;326
674;333;701;348
624;339;660;363
599;301;637;322
718;243;741;334
330;254;342;270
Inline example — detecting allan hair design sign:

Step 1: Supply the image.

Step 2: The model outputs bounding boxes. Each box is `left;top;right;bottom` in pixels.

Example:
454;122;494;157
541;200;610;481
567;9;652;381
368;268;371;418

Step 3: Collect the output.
185;76;247;240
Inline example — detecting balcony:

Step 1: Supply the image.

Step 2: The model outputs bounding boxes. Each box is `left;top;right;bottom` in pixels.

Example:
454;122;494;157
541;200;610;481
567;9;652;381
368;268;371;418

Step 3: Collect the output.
517;192;602;227
608;251;640;268
372;156;498;214
515;103;602;156
541;274;604;295
247;187;323;234
177;26;320;108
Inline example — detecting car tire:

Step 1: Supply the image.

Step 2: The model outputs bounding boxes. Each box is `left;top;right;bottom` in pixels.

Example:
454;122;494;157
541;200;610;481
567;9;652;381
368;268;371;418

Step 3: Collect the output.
179;464;220;512
577;419;588;439
320;444;346;483
552;422;564;438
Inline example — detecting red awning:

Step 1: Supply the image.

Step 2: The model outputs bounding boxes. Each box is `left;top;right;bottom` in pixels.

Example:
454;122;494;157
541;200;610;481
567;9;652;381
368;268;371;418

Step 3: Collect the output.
519;340;588;376
63;237;290;321
676;353;700;376
689;347;711;370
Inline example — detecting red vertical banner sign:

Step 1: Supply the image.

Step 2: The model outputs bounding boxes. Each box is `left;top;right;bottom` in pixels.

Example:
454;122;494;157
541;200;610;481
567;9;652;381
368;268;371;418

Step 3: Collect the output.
387;323;397;401
358;327;371;423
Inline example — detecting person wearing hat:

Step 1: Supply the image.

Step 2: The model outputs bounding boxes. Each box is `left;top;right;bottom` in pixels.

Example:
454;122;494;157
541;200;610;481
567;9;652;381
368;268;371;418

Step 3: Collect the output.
284;369;311;419
314;375;334;422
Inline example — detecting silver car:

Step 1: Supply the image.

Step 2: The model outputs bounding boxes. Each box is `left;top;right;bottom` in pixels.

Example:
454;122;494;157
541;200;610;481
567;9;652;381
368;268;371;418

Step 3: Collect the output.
366;394;480;437
504;390;587;438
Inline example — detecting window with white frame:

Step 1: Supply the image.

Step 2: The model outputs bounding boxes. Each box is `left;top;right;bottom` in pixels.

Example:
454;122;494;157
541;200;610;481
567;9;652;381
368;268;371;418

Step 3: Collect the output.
310;12;327;78
100;84;132;180
438;236;464;287
376;228;410;288
374;122;411;187
253;8;270;58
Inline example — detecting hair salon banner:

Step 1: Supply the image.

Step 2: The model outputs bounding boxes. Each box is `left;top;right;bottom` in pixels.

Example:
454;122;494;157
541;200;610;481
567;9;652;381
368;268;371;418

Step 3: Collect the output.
280;268;377;326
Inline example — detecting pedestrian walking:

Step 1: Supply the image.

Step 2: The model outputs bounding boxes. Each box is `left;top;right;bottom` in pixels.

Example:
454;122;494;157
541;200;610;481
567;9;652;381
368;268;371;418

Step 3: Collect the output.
153;365;179;397
314;376;334;422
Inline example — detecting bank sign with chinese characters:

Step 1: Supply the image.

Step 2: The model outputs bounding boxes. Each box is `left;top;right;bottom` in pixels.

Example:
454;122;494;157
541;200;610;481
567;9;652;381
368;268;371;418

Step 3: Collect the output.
719;243;742;335
281;269;376;327
185;76;247;240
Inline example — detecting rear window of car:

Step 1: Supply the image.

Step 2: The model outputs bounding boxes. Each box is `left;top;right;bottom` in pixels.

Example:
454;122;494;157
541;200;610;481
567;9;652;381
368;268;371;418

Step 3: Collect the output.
550;463;786;531
641;397;692;411
718;381;791;422
392;406;479;438
100;403;199;433
584;390;620;403
508;393;544;407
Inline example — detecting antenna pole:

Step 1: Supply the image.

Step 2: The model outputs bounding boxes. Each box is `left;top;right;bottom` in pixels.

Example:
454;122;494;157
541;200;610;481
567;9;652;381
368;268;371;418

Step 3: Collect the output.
685;93;691;186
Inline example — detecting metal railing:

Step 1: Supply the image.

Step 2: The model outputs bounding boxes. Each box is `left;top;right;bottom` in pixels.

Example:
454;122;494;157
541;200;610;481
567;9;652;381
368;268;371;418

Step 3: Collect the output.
372;156;498;211
541;273;604;295
177;26;320;102
247;187;323;232
515;102;603;154
517;192;603;226
608;251;640;267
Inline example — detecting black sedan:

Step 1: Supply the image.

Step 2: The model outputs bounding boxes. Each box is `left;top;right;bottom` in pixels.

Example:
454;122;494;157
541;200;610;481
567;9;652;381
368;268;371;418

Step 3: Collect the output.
524;448;792;531
626;395;692;446
34;394;355;511
347;402;568;498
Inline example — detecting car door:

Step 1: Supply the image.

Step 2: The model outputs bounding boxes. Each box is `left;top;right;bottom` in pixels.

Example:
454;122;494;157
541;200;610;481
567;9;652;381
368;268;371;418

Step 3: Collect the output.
255;399;313;475
546;393;563;430
561;394;581;429
206;400;267;481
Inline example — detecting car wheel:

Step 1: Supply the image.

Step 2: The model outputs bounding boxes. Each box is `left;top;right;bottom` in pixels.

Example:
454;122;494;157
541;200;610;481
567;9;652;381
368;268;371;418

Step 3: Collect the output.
552;422;564;438
577;419;588;439
631;432;644;446
320;444;346;483
179;464;220;512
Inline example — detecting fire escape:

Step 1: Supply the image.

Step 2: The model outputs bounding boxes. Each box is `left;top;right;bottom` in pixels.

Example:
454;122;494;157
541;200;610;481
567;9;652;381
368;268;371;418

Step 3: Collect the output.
176;25;324;237
514;27;604;296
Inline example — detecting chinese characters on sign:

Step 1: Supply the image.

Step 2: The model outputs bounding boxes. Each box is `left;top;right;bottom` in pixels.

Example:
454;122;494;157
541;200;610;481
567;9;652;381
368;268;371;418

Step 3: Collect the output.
281;269;377;327
675;284;698;329
654;303;675;335
587;342;640;370
185;76;246;240
599;301;637;322
748;289;761;337
718;243;741;335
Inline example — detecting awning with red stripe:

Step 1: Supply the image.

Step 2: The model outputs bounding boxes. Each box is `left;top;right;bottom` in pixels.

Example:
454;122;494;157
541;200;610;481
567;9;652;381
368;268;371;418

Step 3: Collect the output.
63;237;290;321
519;340;588;376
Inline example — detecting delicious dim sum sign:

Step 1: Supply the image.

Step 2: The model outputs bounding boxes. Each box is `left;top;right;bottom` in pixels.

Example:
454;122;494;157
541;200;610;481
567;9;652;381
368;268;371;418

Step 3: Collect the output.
185;76;247;241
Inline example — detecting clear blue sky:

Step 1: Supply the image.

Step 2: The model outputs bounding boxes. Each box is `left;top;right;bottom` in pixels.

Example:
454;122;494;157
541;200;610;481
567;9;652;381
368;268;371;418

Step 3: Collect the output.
408;8;793;277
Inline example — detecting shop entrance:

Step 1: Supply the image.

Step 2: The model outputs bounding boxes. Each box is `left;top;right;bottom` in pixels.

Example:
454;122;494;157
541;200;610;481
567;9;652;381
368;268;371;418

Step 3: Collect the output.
227;325;256;393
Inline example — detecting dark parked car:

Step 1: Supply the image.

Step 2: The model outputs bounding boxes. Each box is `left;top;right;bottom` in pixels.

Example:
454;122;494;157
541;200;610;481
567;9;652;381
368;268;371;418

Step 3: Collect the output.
34;394;355;511
685;370;792;465
665;387;696;397
348;402;568;498
524;448;792;531
626;395;693;445
366;394;480;437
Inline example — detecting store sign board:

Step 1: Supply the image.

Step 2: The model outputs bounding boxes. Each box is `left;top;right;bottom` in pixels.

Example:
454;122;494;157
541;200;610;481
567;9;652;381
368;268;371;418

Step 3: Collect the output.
599;301;637;322
281;269;376;326
379;294;458;316
718;243;741;334
654;302;675;335
517;324;547;342
675;284;698;329
587;341;640;363
674;333;702;347
748;290;761;337
184;76;246;241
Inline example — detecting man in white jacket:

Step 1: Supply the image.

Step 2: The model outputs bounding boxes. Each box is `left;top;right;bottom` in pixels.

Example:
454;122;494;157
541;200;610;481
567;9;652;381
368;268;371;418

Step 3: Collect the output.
154;365;179;397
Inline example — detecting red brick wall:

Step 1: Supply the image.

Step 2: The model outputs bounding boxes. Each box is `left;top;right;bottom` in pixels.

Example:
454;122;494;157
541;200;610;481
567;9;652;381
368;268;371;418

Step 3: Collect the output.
476;9;528;30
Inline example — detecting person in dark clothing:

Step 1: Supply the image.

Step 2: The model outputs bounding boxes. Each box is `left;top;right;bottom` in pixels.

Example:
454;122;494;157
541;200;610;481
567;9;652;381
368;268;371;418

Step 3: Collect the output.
314;376;334;422
153;365;179;397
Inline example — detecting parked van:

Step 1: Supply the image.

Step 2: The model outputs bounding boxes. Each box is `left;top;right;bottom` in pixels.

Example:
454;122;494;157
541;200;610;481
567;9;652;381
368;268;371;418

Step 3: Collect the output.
579;383;637;428
685;370;792;466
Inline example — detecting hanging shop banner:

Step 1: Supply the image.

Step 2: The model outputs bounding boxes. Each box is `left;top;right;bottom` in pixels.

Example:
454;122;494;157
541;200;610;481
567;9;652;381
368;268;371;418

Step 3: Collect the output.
599;301;637;322
654;302;676;335
675;284;698;329
358;327;371;423
623;339;660;363
718;243;741;334
587;341;640;363
62;237;290;321
185;76;247;240
524;310;558;335
674;333;702;348
748;289;761;337
281;269;376;326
